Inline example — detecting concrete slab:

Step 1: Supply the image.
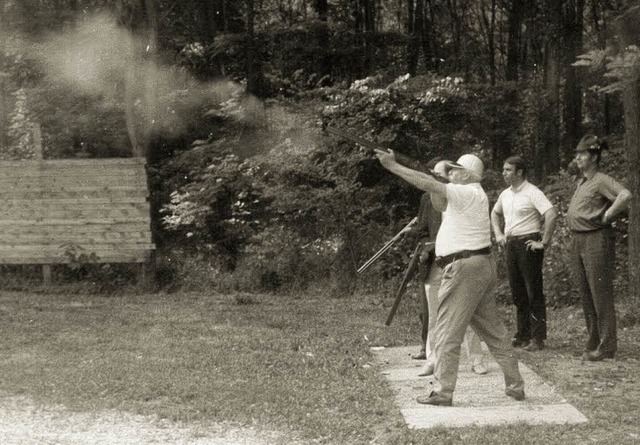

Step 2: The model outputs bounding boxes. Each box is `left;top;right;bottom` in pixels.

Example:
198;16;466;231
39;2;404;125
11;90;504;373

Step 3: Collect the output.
372;345;589;429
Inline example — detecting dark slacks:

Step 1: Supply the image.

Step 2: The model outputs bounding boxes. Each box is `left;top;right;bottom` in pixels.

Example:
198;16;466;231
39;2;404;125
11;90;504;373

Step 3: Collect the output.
505;234;546;342
570;228;617;354
418;252;435;349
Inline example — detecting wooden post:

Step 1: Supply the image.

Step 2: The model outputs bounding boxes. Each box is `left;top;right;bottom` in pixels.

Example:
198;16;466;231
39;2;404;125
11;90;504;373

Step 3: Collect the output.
34;123;47;283
32;123;43;160
138;252;156;292
42;265;52;285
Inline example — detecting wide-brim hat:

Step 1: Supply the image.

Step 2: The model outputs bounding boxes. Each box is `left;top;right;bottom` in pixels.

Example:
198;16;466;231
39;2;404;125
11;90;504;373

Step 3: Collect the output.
575;134;602;152
446;154;484;180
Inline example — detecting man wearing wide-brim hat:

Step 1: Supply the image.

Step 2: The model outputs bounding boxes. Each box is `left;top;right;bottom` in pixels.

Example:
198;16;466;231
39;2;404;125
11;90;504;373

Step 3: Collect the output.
375;149;524;406
567;134;632;361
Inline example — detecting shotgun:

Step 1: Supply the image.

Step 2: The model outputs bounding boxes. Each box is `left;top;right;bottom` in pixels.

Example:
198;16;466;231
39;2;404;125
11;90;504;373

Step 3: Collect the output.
357;217;417;274
325;126;445;181
385;241;435;326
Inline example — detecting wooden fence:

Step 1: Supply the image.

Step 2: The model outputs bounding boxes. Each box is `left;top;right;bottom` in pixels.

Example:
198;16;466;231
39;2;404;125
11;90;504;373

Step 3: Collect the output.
0;131;155;286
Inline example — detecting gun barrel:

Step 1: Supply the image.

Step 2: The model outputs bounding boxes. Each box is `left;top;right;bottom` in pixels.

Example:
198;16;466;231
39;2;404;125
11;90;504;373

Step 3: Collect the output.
325;126;446;182
357;217;417;274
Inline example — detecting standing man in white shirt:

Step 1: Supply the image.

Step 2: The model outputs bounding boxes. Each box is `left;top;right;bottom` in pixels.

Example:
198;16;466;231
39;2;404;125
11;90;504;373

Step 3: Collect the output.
491;156;558;351
375;149;524;407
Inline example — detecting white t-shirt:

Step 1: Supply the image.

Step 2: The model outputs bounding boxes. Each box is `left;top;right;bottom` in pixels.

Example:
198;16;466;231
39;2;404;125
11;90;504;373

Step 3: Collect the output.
435;183;492;257
493;180;553;237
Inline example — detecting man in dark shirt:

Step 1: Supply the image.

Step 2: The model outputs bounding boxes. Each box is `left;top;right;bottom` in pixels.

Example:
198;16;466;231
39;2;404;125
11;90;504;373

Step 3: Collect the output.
567;134;631;361
405;190;441;360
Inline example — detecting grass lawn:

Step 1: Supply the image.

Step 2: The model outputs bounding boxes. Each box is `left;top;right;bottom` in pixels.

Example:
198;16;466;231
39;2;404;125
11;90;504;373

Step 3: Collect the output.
0;288;638;444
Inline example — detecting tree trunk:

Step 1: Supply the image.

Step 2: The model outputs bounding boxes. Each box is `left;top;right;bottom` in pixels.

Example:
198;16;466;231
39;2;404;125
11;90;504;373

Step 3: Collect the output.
561;0;584;164
477;0;497;85
198;0;217;44
623;78;640;306
118;0;158;158
316;0;328;20
407;0;423;75
315;0;331;78
616;6;640;307
245;0;265;97
364;0;376;73
538;38;561;180
420;0;435;71
425;0;439;71
505;0;524;81
446;0;464;72
221;0;228;32
488;0;496;86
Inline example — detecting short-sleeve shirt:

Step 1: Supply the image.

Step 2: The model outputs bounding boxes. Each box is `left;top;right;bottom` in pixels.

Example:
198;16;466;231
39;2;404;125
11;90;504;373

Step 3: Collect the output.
492;180;554;237
567;172;627;232
435;183;491;257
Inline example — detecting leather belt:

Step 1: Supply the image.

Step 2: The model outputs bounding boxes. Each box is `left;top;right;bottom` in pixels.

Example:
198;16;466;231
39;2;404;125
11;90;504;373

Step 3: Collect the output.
506;233;540;243
435;246;492;269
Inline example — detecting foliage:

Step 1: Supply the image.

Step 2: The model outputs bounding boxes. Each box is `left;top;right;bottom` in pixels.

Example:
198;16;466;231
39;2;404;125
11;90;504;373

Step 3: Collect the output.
3;88;35;160
155;73;530;293
576;46;640;94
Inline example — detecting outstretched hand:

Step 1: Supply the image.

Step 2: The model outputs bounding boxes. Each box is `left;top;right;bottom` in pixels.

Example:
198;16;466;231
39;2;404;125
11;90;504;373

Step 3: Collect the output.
374;148;396;169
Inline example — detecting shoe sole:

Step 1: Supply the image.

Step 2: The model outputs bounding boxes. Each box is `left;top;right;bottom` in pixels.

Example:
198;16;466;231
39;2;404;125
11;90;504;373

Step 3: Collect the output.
416;398;452;406
506;390;525;401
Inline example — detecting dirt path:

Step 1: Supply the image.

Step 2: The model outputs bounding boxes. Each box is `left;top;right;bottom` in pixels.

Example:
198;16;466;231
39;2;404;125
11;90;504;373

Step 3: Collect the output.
0;395;299;445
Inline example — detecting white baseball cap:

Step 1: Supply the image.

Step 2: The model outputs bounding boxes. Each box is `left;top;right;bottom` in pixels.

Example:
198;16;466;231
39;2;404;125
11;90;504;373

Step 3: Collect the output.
446;154;484;180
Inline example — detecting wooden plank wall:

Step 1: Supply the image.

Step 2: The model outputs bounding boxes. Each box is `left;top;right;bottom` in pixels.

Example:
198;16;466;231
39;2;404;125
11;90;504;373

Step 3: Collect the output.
0;158;155;265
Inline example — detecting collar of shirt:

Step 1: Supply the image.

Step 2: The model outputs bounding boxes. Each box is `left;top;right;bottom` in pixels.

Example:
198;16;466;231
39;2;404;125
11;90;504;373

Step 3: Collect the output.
509;180;528;193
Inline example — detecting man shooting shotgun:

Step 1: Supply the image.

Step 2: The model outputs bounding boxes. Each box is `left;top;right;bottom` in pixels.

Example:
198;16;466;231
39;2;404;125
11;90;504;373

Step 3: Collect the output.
325;126;445;182
375;147;524;407
330;127;449;337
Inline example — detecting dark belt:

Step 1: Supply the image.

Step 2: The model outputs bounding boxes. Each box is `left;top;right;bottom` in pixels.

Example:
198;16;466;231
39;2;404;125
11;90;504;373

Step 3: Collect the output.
435;246;492;269
571;228;606;234
506;233;540;243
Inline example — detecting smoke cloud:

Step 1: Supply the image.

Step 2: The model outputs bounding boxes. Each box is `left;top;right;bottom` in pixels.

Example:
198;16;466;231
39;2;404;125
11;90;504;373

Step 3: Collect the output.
21;14;241;140
4;13;321;157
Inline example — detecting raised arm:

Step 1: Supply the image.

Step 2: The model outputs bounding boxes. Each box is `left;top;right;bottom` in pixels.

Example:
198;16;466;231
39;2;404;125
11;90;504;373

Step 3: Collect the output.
375;149;447;197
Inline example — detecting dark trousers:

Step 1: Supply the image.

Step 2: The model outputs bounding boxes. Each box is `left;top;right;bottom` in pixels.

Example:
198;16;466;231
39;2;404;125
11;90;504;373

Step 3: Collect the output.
417;252;435;349
505;234;546;342
570;229;617;354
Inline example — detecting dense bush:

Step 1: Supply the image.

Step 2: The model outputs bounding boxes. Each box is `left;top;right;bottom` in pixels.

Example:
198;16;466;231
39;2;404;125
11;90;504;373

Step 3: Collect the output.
154;73;527;294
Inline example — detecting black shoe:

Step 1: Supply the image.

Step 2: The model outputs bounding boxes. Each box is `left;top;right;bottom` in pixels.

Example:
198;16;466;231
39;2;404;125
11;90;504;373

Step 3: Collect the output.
411;350;427;360
585;350;615;361
416;391;453;406
511;338;530;348
523;339;545;351
505;385;525;401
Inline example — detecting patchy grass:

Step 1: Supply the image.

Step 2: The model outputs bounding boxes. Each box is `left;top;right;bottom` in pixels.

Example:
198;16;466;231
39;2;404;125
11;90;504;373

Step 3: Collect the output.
0;289;638;444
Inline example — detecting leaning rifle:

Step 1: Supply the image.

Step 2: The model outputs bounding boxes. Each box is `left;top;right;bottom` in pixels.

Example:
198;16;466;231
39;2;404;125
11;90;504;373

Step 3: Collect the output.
357;217;417;274
385;241;435;326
